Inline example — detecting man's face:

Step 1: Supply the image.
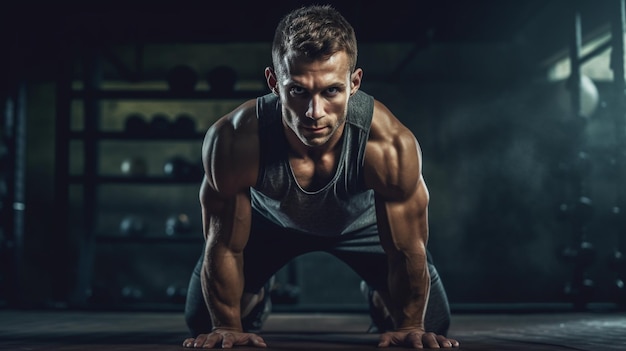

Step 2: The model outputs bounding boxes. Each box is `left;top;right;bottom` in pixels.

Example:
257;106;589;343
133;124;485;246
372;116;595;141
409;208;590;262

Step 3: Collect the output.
273;51;361;148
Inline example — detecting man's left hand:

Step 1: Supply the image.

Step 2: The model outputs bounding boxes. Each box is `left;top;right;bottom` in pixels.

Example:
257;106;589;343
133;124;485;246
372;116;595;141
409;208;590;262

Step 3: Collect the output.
378;330;459;348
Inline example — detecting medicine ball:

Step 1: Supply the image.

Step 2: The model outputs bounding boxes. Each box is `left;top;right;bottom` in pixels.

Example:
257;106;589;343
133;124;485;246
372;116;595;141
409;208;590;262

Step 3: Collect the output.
150;114;171;136
167;65;198;93
124;113;149;135
207;65;238;95
165;213;192;236
173;114;196;135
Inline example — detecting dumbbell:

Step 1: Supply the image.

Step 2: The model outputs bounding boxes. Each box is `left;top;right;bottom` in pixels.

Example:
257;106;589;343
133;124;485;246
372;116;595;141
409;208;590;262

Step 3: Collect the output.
120;215;146;237
608;249;625;272
610;278;626;307
120;285;144;302
166;285;188;303
574;196;594;223
563;278;594;310
120;157;148;177
165;213;192;236
163;156;202;180
560;240;596;267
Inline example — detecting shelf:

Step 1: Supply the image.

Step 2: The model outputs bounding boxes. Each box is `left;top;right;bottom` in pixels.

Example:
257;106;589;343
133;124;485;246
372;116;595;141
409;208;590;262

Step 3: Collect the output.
69;175;203;184
71;89;267;100
70;131;205;140
95;235;203;244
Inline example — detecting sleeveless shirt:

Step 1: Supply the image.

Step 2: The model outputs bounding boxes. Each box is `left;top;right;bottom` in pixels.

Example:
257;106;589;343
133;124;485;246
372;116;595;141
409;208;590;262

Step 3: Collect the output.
250;90;376;237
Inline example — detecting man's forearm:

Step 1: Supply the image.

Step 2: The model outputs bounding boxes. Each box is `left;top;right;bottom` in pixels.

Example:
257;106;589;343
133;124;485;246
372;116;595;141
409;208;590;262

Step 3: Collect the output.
201;248;245;331
387;251;430;331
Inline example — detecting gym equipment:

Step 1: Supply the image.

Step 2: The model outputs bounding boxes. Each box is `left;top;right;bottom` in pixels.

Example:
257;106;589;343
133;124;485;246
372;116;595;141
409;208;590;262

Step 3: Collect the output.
165;284;188;303
173;114;197;135
563;278;595;310
271;282;300;305
561;74;600;119
165;213;192;236
163;156;200;179
608;249;625;272
120;285;144;302
167;65;198;93
574;196;594;222
149;114;171;136
207;65;238;95
86;283;111;304
556;203;570;222
610;278;626;304
560;241;596;267
124;113;149;135
0;144;8;172
120;157;148;176
0;179;7;197
119;215;146;237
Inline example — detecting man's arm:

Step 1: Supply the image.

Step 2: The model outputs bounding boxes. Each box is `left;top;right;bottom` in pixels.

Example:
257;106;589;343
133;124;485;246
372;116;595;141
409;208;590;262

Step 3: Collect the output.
365;125;430;331
199;178;251;332
364;101;457;348
184;101;267;349
374;174;430;332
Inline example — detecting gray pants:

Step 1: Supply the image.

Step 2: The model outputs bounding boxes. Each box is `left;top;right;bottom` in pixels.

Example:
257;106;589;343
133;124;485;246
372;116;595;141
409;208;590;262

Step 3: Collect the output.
185;211;451;337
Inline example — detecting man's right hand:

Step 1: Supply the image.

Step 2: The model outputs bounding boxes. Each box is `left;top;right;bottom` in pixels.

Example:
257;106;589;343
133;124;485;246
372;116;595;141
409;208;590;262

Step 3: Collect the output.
182;329;267;349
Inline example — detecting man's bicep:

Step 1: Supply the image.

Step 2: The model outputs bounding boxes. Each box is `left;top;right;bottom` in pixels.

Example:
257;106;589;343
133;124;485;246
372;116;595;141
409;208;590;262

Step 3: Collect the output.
375;183;429;256
199;178;252;252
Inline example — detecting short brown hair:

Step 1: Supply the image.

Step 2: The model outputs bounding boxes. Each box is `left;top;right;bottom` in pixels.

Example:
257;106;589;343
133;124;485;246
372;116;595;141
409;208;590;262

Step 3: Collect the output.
272;5;358;75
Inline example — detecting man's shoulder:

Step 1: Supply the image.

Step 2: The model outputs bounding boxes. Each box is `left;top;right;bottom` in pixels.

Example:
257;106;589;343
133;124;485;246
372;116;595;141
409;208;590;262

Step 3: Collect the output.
368;99;410;139
210;99;258;134
202;99;260;192
203;99;260;156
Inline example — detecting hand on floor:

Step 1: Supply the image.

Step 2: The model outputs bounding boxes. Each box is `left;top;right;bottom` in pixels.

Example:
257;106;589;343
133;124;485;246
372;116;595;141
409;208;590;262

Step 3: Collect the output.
378;330;459;349
183;329;267;349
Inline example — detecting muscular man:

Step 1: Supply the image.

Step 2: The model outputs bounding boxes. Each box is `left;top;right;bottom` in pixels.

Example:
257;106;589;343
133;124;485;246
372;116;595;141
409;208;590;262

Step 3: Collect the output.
183;4;459;349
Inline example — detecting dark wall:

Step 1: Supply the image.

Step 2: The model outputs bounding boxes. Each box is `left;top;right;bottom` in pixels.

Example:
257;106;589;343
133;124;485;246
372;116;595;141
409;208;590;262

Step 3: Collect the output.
3;0;625;311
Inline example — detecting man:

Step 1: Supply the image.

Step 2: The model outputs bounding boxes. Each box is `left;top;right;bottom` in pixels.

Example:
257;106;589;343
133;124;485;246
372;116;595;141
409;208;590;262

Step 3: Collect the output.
183;4;459;349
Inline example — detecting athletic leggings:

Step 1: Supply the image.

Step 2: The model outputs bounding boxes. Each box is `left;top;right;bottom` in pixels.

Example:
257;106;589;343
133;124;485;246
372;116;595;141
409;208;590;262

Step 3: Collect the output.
185;211;451;337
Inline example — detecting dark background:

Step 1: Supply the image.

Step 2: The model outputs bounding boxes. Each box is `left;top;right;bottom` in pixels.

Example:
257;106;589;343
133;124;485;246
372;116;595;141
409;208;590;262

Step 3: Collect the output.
1;0;625;313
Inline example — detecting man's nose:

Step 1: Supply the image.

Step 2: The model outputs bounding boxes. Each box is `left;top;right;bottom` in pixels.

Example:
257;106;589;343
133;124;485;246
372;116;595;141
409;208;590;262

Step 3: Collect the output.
305;96;324;120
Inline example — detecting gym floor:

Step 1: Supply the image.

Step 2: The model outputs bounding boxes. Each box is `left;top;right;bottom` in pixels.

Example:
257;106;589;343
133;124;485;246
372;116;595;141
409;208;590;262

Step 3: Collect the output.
0;308;625;350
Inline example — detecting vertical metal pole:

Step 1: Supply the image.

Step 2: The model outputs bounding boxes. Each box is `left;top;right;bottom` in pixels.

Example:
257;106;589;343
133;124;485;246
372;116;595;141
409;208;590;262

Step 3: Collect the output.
71;45;101;306
12;82;27;307
611;0;626;93
610;0;626;215
571;10;583;119
563;1;595;311
54;45;72;305
609;0;626;308
0;78;27;308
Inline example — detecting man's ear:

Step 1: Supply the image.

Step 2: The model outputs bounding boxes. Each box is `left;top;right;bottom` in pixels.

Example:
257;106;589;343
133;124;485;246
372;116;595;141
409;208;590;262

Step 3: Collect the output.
265;67;279;95
350;68;363;96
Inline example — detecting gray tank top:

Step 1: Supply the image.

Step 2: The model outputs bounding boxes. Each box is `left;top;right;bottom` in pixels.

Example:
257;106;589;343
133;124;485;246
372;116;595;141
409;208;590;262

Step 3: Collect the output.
250;90;376;236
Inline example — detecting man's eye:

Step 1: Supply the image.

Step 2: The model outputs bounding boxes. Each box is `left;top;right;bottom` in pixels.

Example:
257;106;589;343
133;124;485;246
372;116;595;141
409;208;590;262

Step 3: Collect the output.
291;86;306;95
327;87;339;95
